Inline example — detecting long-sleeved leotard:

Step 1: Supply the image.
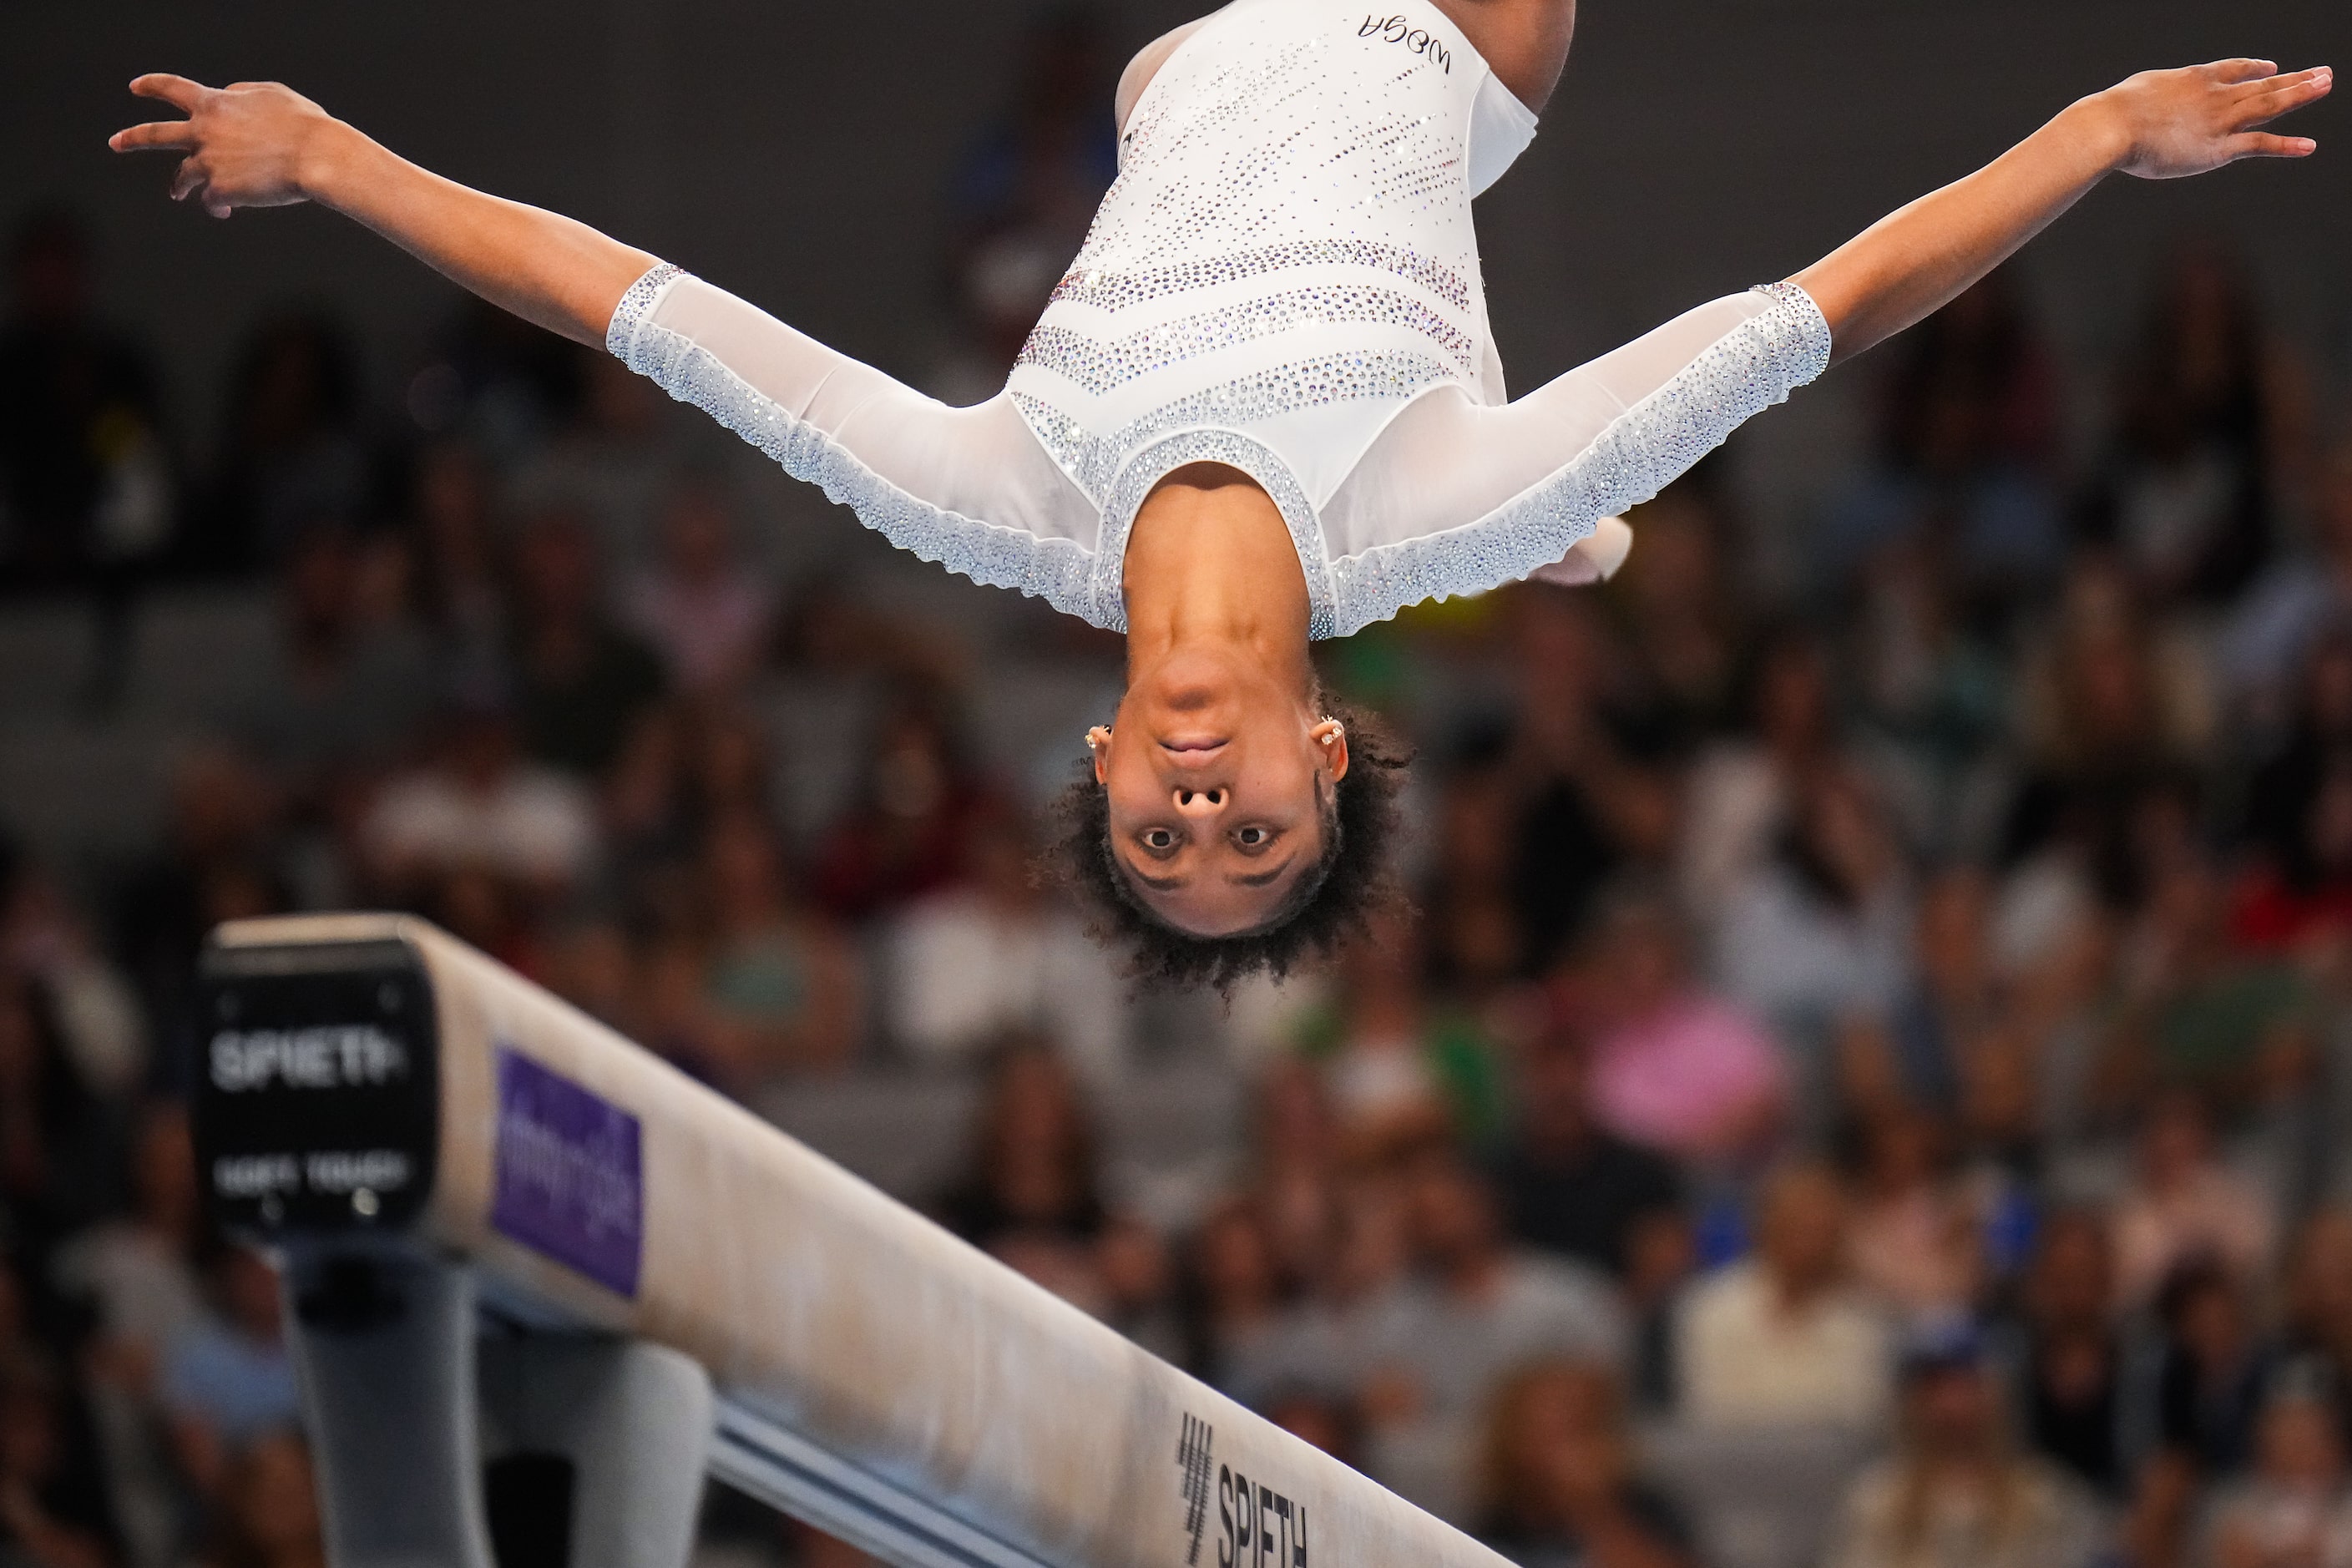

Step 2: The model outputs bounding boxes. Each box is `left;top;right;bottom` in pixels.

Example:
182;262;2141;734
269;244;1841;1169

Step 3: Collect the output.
606;0;1829;638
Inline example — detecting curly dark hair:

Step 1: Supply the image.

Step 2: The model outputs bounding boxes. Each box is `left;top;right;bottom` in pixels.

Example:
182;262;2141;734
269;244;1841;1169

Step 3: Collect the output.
1044;695;1410;991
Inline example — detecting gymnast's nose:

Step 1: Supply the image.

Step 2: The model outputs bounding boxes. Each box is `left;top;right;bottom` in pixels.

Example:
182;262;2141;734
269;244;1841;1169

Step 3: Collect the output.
1173;786;1227;817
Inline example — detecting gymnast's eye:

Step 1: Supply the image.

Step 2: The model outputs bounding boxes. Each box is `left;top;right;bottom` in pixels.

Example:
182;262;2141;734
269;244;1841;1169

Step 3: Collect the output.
1233;825;1274;850
1139;826;1180;854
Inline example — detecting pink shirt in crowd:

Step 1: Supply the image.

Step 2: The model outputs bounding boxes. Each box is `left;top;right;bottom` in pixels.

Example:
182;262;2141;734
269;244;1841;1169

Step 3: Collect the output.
1589;994;1785;1160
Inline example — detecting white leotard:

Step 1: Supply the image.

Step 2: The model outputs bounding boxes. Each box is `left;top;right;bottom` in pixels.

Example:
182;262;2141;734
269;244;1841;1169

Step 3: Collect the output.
605;0;1831;637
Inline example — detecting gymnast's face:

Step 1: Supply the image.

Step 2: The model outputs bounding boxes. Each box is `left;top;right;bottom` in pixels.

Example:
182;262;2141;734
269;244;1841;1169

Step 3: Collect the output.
1095;649;1348;937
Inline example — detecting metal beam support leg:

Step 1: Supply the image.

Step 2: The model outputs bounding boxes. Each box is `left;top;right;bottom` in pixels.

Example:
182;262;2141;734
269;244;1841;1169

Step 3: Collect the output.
283;1245;498;1568
477;1332;712;1568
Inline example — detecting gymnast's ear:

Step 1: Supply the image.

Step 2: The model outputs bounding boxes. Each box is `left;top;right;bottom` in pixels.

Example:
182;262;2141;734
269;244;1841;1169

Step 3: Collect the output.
1087;725;1113;785
1311;716;1349;781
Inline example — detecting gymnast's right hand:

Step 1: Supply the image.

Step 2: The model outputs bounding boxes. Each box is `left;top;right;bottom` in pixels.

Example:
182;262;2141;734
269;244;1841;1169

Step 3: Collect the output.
108;75;339;218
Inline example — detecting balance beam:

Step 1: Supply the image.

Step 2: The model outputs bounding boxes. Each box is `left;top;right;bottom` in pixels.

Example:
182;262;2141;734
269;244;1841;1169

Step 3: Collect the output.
195;914;1513;1568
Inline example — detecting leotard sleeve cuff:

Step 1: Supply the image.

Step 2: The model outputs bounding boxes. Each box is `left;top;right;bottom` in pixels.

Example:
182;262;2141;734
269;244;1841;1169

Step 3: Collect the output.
605;262;688;363
1750;279;1834;387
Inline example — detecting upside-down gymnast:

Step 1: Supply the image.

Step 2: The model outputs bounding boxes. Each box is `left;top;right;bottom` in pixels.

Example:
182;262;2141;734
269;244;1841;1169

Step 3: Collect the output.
111;2;2329;984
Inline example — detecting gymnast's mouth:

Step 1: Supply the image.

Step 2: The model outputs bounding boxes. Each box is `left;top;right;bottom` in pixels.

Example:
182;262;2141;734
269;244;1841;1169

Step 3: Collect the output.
1158;738;1228;761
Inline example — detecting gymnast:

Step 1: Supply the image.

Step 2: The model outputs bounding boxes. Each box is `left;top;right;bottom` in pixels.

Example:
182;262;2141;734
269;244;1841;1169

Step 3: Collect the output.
111;2;2328;984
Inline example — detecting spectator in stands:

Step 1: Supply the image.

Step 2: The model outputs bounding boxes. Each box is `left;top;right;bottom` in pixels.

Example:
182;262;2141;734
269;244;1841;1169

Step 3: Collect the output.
1423;764;1530;995
1824;1320;2102;1568
1845;1107;1985;1320
508;347;688;570
52;1103;205;1378
1184;1197;1289;1400
2001;554;2212;906
1676;1161;1894;1430
1247;1059;1339;1293
1612;483;1748;752
235;527;434;795
1621;1208;1698;1413
1844;540;2015;861
2005;1209;2135;1499
1817;271;2066;604
53;1104;209;1568
0;1354;123;1568
938;1043;1166;1329
1373;1151;1628;1424
2223;439;2352;737
933;7;1117;400
2203;1365;2352;1568
2279;1211;2352;1445
0;979;128;1277
205;313;372;569
811;688;995;921
198;1429;324;1568
1295;910;1507;1155
698;812;862;1080
2153;1261;2273;1484
109;746;283;1079
1838;867;1997;1126
0;205;175;589
506;505;666;777
2112;1095;2278;1310
1476;1359;1694;1568
1491;1027;1681;1279
2231;628;2352;954
2100;859;2320;1118
541;914;638;1036
2;874;148;1106
601;702;777;924
1252;1175;1415;1418
619;482;775;697
1571;887;1784;1166
878;806;1126;1083
1679;630;1841;916
1714;759;1914;1046
1500;593;1670;969
362;700;598;904
2081;246;2302;610
159;1248;296;1500
403;438;506;701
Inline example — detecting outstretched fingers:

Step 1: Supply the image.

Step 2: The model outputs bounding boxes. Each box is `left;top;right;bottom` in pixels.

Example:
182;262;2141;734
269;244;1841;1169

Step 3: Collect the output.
2208;58;2280;85
2223;67;2331;159
2227;131;2320;160
112;74;212;154
129;73;212;109
2235;66;2333;123
109;120;200;153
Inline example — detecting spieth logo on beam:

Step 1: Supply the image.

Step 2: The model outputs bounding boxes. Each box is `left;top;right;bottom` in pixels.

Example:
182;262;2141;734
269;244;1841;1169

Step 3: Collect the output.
1177;1414;1216;1565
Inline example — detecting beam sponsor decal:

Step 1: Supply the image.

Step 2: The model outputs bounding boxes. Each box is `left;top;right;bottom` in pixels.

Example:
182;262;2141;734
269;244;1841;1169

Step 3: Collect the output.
1219;1461;1306;1568
1177;1413;1216;1565
491;1048;643;1297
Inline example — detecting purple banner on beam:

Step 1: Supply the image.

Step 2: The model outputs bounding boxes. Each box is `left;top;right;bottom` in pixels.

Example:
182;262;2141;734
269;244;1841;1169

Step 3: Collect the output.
491;1047;642;1298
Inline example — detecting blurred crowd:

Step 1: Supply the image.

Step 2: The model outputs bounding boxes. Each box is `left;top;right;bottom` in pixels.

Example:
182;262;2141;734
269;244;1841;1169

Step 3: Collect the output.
8;14;2352;1568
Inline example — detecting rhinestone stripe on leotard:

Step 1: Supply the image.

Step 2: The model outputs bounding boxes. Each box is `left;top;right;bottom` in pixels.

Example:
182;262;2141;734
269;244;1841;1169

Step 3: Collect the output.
1017;284;1477;396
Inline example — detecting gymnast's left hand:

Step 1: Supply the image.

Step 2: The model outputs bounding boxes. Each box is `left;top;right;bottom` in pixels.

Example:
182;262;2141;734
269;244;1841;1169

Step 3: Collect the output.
107;74;340;218
2088;59;2330;180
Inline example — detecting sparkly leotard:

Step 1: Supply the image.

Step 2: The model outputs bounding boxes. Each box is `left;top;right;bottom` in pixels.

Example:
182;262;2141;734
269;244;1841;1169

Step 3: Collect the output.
605;0;1831;637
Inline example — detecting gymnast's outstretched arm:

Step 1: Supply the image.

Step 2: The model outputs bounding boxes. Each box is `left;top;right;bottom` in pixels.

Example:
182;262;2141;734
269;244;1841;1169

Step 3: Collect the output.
108;73;1097;610
1793;58;2329;364
109;74;655;346
1323;58;2331;624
